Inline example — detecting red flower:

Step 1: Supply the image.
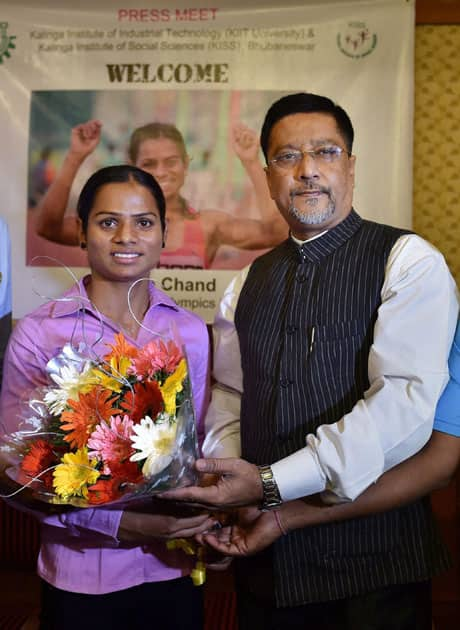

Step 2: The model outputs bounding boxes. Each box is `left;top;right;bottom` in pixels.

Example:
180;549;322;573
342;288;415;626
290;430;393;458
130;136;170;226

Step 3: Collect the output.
110;459;143;484
20;439;56;488
120;381;164;423
87;478;123;505
86;461;142;504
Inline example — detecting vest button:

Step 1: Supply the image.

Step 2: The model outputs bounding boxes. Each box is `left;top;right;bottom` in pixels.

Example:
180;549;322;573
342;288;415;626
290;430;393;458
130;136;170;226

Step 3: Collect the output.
280;378;292;387
286;325;297;334
296;274;306;283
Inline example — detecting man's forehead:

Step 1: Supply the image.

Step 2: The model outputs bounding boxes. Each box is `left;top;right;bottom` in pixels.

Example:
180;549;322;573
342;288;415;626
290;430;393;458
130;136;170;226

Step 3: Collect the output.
269;112;340;140
268;112;341;150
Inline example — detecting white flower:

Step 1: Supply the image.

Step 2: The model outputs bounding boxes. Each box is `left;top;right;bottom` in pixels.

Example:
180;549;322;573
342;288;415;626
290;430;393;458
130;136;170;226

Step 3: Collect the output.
129;416;177;478
44;363;96;415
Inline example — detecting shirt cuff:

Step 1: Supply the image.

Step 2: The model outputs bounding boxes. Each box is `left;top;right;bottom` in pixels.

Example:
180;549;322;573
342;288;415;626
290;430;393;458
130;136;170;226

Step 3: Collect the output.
60;508;123;543
271;447;326;501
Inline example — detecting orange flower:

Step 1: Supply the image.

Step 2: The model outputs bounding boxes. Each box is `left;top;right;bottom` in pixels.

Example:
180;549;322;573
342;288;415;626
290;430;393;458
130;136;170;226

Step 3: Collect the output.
20;439;56;488
120;380;164;423
61;387;120;449
104;332;138;363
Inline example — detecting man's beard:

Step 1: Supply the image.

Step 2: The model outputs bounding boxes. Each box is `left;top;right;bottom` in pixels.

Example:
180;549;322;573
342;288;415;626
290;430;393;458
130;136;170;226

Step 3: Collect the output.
287;192;336;225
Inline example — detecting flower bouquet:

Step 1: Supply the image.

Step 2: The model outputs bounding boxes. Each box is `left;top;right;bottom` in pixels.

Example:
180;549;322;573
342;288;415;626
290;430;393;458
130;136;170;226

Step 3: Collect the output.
0;332;199;507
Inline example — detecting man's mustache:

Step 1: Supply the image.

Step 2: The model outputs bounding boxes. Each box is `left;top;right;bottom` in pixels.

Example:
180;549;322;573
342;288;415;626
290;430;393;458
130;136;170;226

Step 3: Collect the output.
290;184;330;197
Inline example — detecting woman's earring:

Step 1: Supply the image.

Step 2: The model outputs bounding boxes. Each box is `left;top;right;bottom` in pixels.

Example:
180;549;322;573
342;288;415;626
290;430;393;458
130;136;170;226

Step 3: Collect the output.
80;242;87;250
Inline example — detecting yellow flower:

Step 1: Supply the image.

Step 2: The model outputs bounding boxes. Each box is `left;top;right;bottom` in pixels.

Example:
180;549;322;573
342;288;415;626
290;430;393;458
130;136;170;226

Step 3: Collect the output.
53;447;100;500
160;359;187;415
92;356;132;393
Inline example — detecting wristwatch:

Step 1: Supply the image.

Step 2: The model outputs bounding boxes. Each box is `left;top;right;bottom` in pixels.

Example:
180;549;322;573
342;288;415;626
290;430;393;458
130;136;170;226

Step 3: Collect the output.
258;465;282;510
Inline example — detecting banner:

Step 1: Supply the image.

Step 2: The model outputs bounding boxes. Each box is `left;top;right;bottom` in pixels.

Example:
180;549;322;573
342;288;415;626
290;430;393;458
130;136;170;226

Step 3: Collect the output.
0;0;414;321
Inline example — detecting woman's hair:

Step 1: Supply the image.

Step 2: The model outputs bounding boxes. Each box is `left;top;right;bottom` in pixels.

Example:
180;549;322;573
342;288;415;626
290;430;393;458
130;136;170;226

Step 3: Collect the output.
128;122;188;164
77;164;166;233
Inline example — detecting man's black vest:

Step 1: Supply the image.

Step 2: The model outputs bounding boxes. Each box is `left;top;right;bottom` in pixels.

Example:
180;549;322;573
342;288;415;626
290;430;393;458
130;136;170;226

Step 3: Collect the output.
234;210;449;606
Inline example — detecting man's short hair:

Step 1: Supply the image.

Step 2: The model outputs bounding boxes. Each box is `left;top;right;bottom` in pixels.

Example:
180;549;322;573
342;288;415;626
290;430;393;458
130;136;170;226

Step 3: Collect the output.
260;92;354;160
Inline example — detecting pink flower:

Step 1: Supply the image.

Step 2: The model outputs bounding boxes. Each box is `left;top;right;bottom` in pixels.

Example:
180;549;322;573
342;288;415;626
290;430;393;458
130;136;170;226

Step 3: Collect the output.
128;339;183;380
88;415;135;474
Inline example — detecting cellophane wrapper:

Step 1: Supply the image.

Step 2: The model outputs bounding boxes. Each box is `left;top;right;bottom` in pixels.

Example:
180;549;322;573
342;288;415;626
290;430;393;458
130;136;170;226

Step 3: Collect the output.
0;333;200;508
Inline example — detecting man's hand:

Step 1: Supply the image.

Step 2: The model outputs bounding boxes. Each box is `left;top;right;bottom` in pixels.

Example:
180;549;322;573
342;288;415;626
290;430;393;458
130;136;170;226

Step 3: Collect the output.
202;547;234;571
69;119;102;160
159;458;264;509
199;506;283;557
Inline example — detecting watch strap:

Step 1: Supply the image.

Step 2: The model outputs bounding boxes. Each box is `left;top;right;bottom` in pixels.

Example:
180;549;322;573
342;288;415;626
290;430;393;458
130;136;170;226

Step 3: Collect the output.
258;464;282;510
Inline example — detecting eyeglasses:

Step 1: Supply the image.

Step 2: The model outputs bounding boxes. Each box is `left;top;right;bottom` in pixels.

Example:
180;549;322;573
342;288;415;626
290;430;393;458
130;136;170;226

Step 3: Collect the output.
267;145;350;171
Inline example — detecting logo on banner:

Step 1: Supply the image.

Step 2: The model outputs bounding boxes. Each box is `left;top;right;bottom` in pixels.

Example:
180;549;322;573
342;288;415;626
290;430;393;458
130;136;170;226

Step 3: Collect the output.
337;22;377;59
0;22;16;64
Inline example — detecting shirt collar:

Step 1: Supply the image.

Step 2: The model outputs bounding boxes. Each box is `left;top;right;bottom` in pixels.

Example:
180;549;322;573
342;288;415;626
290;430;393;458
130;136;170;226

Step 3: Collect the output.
50;275;179;319
286;209;363;264
290;230;328;245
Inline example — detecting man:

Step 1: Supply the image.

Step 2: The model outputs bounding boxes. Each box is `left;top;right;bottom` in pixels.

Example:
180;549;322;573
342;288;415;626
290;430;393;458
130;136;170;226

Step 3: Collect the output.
163;93;458;629
0;217;12;390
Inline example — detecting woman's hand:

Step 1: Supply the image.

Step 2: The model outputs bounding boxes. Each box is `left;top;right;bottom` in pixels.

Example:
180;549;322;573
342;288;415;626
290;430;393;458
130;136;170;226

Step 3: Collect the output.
69;119;102;161
117;500;218;543
231;122;260;165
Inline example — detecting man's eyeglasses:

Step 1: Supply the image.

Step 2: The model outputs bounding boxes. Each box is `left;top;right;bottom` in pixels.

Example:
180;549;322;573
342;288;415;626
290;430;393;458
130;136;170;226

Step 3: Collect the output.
267;145;350;171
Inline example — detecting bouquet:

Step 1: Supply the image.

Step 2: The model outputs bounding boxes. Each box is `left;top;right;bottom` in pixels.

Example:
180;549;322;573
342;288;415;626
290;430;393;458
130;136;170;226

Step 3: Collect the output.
0;332;199;508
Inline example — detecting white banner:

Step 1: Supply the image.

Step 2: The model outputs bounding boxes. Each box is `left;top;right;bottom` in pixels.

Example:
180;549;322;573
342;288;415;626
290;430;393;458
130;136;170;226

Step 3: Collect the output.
0;0;414;321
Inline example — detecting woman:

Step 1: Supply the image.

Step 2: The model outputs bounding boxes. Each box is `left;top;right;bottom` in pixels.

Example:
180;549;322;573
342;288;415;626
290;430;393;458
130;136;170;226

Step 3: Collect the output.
1;165;212;629
34;119;288;269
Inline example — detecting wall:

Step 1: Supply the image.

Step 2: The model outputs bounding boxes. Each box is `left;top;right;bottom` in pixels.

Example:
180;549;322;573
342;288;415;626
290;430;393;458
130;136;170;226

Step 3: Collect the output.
414;24;460;282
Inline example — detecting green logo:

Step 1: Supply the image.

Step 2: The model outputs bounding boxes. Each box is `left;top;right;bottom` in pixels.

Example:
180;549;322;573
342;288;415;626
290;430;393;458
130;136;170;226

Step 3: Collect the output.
0;22;16;64
337;22;377;59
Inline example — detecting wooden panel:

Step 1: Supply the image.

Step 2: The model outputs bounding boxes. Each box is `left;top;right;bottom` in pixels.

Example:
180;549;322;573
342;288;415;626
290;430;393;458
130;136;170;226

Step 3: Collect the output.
431;468;460;630
416;0;460;24
0;500;40;569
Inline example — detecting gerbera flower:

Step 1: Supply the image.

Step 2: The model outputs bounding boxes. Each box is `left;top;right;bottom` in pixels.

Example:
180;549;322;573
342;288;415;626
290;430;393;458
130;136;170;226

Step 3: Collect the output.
93;355;133;394
88;415;135;473
60;387;120;450
104;332;139;363
44;363;99;416
119;381;164;423
20;439;57;488
160;359;187;415
109;459;143;484
53;447;100;500
86;477;124;505
129;339;183;380
130;416;177;477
